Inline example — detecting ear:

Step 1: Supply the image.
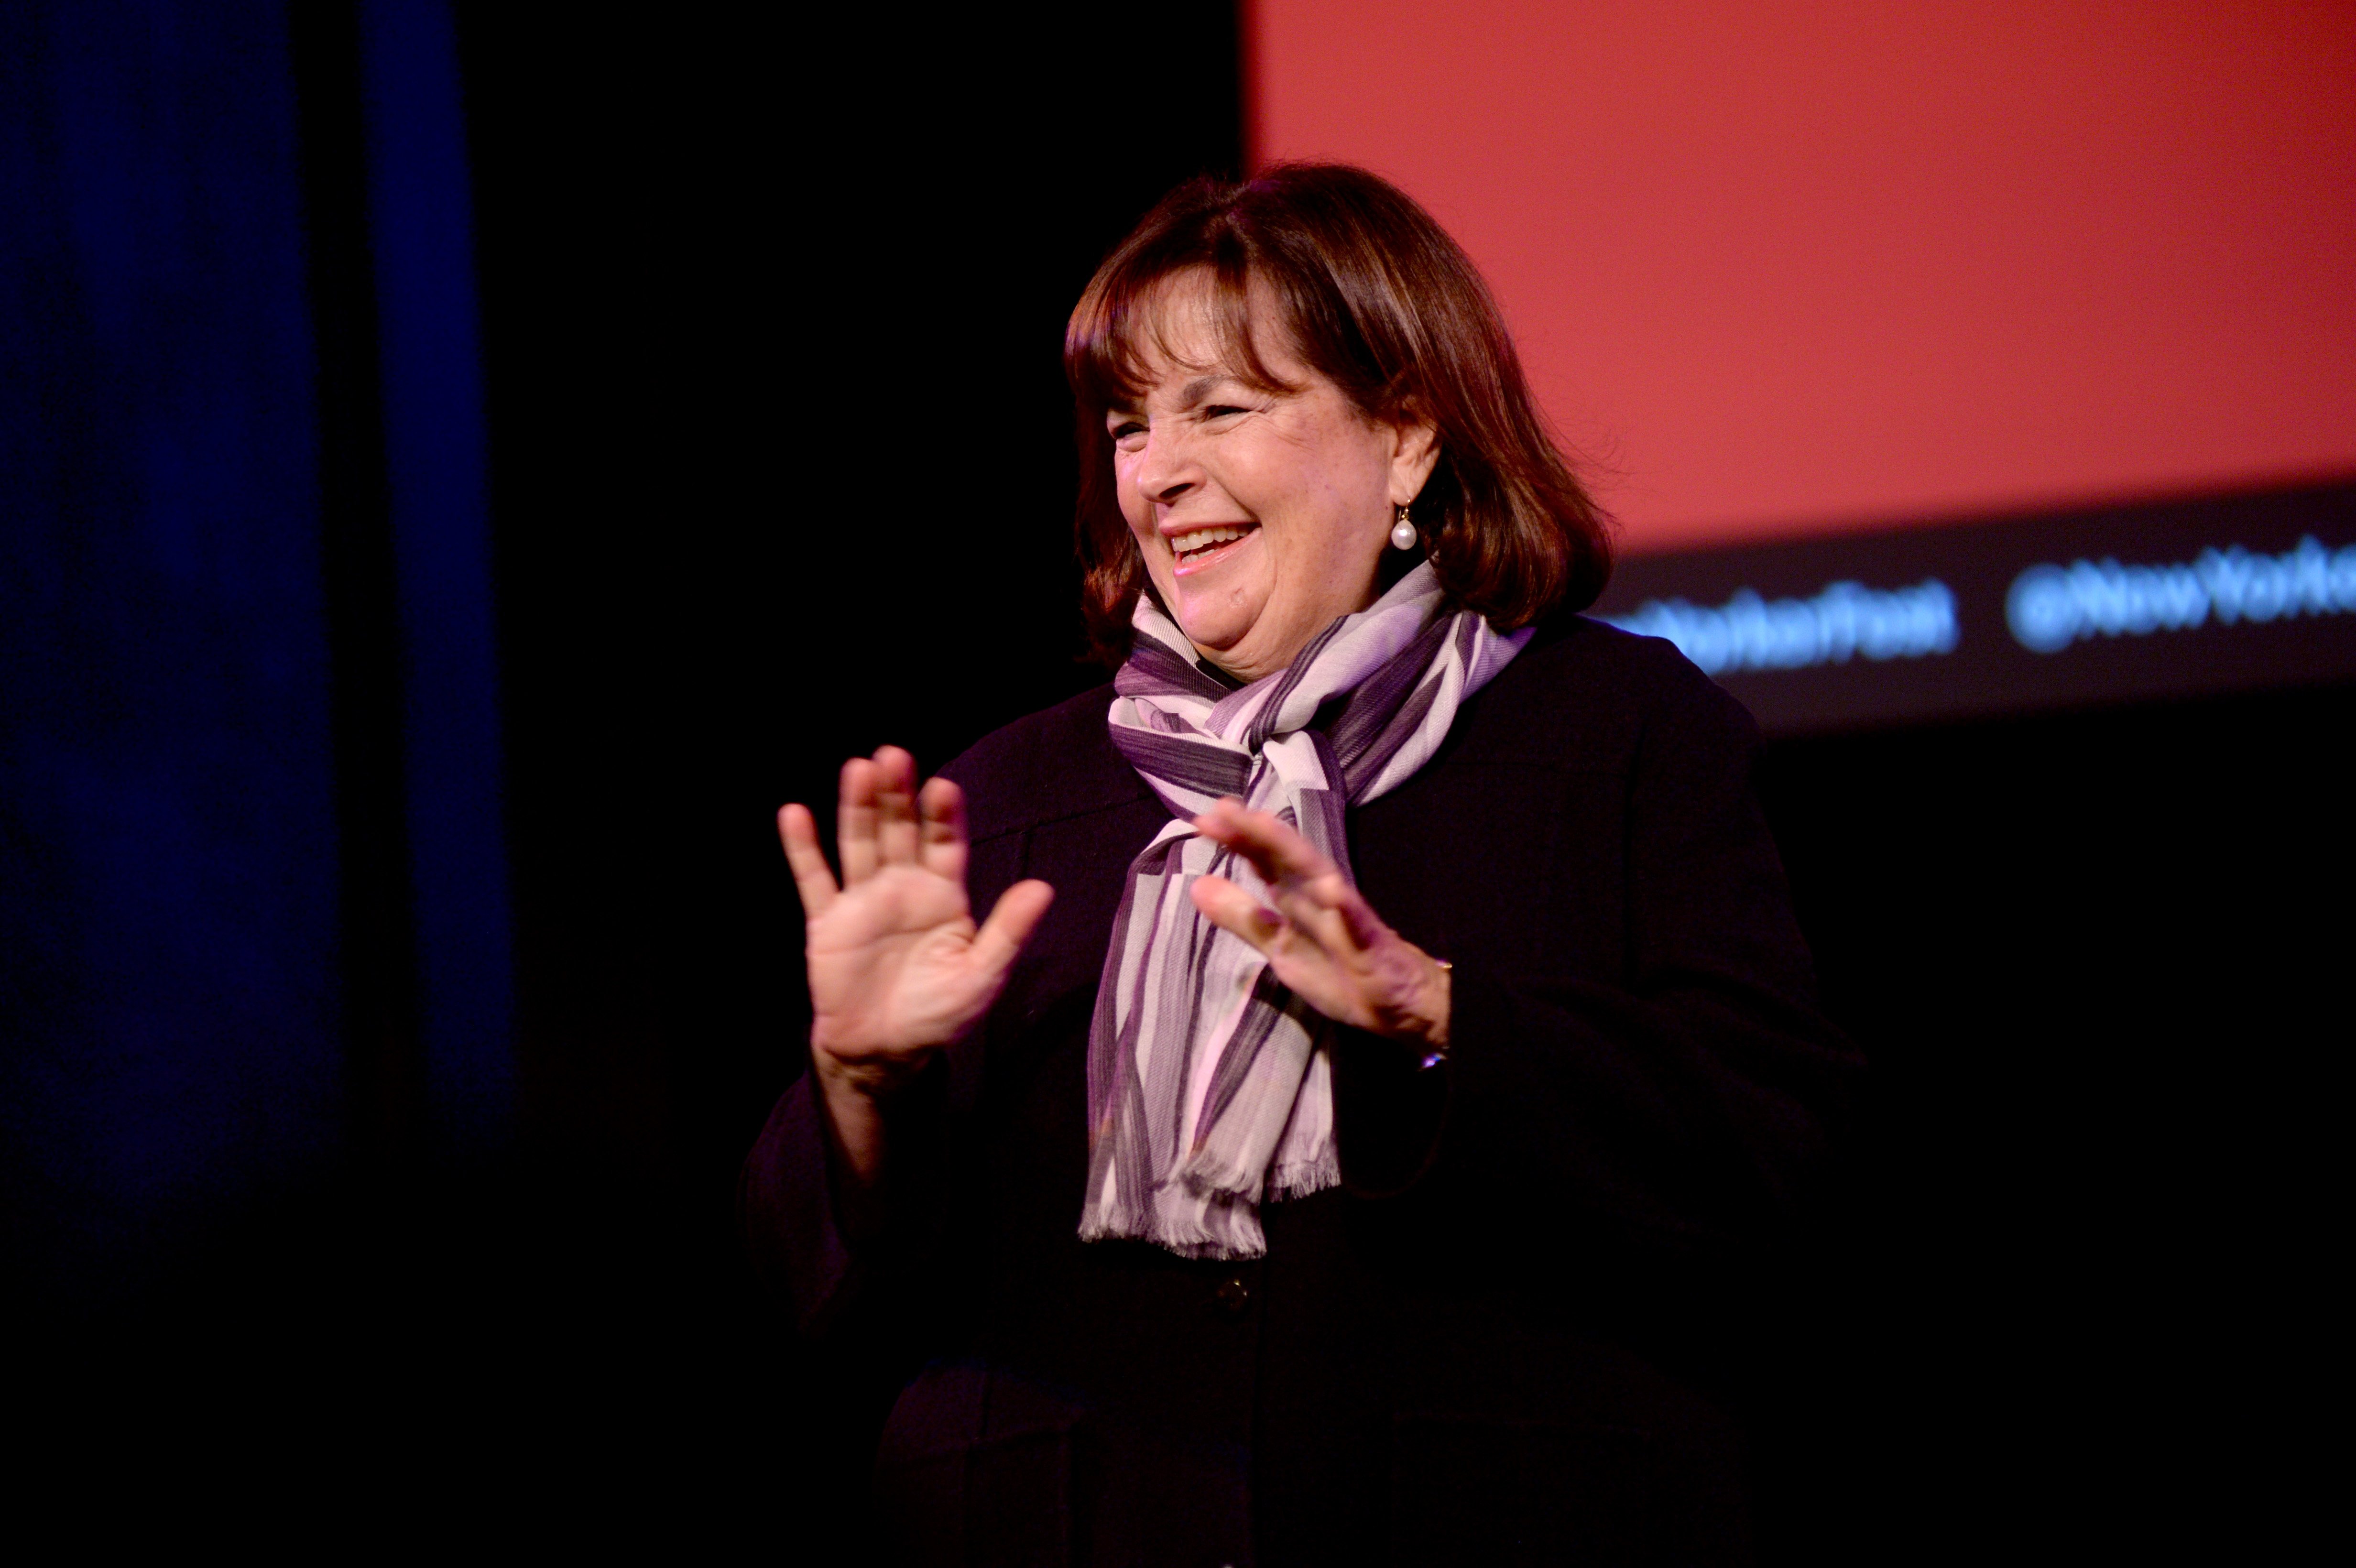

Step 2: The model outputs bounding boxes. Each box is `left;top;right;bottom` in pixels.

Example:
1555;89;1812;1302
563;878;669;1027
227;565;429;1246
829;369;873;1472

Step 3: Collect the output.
1386;414;1442;508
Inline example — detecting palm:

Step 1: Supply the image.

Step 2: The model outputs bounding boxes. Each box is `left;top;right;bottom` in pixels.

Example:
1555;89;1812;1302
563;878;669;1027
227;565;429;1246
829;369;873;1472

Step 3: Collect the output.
807;865;992;1055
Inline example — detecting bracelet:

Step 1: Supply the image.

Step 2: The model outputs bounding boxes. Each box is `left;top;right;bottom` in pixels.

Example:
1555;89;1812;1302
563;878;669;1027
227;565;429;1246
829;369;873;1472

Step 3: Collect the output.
1416;958;1453;1072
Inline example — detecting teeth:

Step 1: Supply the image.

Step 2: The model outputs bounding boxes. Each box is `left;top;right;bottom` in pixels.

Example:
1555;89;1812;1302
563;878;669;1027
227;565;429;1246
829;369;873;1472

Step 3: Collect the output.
1173;525;1251;556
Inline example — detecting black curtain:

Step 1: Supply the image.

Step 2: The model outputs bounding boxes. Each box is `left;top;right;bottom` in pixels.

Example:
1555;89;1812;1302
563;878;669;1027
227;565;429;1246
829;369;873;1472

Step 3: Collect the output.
450;0;1252;1518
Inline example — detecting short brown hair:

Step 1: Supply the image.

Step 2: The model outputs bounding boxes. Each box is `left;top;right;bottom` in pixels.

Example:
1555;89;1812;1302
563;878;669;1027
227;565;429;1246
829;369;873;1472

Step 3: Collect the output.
1065;162;1613;664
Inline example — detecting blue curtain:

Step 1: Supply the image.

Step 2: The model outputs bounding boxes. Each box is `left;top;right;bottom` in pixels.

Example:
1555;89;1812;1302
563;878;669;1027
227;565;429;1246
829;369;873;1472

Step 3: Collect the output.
360;0;513;1159
0;0;510;1306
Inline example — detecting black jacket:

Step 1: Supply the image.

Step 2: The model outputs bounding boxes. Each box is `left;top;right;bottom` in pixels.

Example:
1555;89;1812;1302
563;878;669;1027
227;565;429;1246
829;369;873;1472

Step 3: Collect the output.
745;614;1860;1566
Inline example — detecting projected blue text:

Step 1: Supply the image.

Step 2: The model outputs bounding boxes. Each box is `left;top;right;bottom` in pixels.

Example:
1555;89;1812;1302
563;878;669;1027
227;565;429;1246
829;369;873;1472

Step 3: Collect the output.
2007;536;2356;653
1604;579;1959;676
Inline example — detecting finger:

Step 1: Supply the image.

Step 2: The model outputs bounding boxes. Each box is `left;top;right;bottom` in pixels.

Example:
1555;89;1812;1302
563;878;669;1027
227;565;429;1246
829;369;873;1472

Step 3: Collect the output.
1193;798;1336;888
873;746;920;866
1189;874;1285;954
777;803;839;918
1332;890;1390;953
1195;801;1357;947
838;757;879;883
917;776;968;882
1255;857;1383;954
1265;886;1362;963
971;879;1055;977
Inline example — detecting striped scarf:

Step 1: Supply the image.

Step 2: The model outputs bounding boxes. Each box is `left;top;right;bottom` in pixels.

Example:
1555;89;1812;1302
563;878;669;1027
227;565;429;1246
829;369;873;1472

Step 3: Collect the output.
1081;561;1531;1259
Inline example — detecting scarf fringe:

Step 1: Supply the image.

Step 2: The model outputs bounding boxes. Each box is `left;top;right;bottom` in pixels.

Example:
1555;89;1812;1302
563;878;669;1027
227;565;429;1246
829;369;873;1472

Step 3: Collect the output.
1265;1148;1340;1202
1078;1199;1269;1260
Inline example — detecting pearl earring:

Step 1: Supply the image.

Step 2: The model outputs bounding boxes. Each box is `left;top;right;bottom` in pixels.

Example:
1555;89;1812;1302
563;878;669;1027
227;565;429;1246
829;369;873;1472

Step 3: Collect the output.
1389;505;1418;551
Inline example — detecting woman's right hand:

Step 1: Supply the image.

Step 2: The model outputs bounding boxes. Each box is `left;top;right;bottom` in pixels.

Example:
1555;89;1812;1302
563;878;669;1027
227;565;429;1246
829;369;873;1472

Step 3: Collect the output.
779;748;1052;1178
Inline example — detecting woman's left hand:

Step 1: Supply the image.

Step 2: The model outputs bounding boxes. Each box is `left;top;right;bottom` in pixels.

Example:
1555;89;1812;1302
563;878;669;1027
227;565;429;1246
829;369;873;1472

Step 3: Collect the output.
1189;797;1451;1050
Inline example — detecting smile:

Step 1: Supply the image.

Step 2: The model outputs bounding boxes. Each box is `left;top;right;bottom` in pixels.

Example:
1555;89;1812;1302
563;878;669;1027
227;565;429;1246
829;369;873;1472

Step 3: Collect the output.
1169;523;1258;574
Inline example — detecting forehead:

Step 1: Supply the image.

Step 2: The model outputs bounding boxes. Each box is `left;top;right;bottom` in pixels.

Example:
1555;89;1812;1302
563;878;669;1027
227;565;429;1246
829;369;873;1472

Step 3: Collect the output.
1110;269;1300;405
1131;270;1227;360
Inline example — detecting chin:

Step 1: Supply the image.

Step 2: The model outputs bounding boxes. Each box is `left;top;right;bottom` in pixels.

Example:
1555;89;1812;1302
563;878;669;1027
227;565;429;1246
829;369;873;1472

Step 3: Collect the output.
1177;627;1248;666
1172;607;1252;656
1167;594;1258;657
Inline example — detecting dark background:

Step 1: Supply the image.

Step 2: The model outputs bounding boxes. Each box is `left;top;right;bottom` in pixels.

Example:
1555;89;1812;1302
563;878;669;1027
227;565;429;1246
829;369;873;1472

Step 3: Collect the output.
5;3;2341;1556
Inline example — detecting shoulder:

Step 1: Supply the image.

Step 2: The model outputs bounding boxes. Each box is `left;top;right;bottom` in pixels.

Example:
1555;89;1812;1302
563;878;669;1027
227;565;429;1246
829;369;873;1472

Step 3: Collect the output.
1447;610;1758;770
1510;609;1731;704
938;682;1153;845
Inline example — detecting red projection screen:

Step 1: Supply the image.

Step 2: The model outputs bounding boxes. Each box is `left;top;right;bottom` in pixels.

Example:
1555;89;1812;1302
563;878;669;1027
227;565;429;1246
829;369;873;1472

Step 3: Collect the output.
1247;1;2356;727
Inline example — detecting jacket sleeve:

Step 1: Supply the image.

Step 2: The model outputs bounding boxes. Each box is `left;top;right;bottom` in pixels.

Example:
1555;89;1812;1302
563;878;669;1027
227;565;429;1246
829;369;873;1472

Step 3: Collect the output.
739;1067;858;1337
740;1049;952;1347
1340;667;1859;1263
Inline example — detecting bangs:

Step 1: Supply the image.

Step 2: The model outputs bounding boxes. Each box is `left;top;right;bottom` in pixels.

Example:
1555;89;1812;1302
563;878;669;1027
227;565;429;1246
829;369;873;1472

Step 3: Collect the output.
1065;231;1295;417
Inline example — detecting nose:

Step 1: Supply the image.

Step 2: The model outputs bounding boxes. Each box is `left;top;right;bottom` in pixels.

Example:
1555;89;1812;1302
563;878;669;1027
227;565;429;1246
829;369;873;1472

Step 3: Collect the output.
1132;422;1199;508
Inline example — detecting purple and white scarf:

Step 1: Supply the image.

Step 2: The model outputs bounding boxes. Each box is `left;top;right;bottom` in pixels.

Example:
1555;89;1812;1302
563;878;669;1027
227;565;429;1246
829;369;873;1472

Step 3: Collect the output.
1081;562;1530;1259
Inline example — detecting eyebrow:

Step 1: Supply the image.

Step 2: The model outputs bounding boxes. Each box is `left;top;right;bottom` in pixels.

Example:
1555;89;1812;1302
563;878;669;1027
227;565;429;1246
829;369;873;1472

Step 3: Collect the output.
1177;374;1240;409
1107;373;1246;421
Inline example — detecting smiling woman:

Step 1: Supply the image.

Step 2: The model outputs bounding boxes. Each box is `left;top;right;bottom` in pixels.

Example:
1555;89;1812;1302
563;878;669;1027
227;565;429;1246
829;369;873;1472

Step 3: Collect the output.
745;164;1859;1563
1102;293;1432;684
1068;167;1610;672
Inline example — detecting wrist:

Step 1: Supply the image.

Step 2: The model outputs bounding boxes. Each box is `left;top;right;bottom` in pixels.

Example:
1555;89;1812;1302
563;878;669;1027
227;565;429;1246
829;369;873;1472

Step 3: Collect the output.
1370;952;1451;1059
812;1034;935;1103
1414;956;1452;1056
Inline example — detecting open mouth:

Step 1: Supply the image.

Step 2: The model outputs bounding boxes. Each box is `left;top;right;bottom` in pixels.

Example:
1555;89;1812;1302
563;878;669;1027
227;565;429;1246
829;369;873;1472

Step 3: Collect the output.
1169;523;1258;574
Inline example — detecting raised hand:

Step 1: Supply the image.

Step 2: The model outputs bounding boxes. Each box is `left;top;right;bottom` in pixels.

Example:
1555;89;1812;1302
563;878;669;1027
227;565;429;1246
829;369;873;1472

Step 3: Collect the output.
1188;798;1451;1050
780;747;1052;1182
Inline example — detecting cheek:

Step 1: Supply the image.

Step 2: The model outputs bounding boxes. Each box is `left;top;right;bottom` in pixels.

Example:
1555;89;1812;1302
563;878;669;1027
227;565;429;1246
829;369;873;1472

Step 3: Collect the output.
1233;419;1362;533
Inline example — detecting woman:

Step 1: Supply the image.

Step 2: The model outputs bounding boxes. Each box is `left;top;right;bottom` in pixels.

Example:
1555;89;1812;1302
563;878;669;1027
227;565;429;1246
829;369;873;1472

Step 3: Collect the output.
746;164;1857;1564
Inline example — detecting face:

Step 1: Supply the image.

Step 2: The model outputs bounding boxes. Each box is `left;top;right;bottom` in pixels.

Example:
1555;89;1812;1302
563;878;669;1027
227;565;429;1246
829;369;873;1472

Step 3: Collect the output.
1107;272;1439;683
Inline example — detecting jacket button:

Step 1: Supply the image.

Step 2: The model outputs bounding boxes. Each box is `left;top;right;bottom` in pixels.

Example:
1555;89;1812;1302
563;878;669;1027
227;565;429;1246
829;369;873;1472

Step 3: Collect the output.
1214;1275;1252;1317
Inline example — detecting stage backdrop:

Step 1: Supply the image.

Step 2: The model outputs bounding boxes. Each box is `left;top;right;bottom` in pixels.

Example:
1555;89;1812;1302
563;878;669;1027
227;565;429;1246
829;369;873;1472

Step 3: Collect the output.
1248;0;2356;726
